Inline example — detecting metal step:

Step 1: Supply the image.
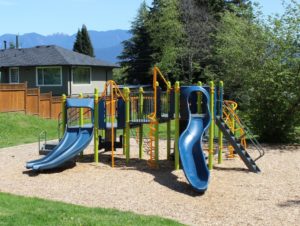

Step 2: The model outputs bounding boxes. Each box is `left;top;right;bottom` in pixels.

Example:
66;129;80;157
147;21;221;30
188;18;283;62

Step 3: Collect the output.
215;116;260;173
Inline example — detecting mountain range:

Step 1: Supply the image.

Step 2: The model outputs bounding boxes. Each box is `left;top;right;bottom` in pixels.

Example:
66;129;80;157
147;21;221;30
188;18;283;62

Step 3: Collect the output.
0;30;131;63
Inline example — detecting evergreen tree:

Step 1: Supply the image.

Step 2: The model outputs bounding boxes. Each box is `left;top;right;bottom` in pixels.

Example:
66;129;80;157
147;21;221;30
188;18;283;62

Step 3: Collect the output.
73;25;94;57
118;2;154;84
73;29;83;53
81;25;94;57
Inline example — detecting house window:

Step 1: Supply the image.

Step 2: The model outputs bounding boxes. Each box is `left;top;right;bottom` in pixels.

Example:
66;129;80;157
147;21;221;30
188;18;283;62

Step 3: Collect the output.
36;67;62;86
72;67;91;85
9;67;19;83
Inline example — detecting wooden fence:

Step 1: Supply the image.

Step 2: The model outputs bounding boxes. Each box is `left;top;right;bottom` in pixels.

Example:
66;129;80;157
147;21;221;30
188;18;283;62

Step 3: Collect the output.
0;82;62;120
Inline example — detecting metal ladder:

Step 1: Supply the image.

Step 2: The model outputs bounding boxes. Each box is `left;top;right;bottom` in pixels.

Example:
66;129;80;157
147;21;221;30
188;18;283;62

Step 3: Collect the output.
215;103;264;172
145;115;157;167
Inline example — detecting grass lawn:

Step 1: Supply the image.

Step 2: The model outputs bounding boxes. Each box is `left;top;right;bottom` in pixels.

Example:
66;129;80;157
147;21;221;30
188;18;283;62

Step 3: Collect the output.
0;192;182;226
0;113;58;148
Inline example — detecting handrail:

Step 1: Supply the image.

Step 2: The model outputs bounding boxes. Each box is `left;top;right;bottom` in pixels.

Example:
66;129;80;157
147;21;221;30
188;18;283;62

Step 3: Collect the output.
222;102;265;161
38;130;47;152
99;80;125;101
154;66;171;90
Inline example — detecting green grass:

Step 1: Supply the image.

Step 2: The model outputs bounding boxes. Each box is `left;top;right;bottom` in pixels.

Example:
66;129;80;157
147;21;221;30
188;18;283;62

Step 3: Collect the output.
0;192;183;226
0;113;58;148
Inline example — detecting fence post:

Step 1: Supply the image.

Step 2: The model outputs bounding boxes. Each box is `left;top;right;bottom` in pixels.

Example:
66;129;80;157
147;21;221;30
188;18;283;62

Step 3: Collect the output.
124;87;130;164
218;81;224;164
138;87;144;159
174;81;180;170
24;82;28;114
37;88;40;117
209;81;215;170
94;88;99;163
49;91;52;119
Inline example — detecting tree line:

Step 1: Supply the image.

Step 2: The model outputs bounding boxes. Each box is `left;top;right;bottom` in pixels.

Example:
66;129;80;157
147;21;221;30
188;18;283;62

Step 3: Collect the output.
117;0;300;142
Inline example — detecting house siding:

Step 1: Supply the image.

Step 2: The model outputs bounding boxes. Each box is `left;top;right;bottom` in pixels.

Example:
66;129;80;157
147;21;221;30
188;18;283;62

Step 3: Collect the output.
70;67;112;95
1;66;113;96
17;66;69;96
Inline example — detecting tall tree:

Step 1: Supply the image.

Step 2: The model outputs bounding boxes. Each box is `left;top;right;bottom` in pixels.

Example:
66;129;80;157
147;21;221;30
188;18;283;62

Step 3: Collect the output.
214;1;300;142
118;2;154;84
147;0;184;82
73;25;94;57
81;25;94;57
73;29;83;53
180;0;216;82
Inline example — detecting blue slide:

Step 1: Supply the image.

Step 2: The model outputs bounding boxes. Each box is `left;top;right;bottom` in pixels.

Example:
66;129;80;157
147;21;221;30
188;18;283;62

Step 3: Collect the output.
26;98;94;171
26;127;80;169
26;126;93;171
179;86;211;192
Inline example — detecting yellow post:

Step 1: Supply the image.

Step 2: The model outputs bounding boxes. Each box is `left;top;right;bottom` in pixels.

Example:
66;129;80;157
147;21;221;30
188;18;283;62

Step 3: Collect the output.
218;81;224;164
155;81;159;164
139;87;144;159
111;85;115;167
166;81;171;160
94;88;99;163
124;87;130;163
61;94;67;135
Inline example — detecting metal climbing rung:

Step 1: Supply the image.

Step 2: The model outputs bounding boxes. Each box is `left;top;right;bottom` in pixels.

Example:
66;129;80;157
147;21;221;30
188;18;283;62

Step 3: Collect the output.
145;115;157;168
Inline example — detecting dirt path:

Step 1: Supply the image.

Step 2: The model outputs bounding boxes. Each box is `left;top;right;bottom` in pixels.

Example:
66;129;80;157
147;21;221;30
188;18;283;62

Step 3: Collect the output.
0;140;299;225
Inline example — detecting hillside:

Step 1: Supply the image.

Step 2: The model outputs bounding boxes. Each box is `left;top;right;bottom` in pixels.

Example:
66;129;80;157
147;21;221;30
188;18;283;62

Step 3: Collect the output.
0;30;131;63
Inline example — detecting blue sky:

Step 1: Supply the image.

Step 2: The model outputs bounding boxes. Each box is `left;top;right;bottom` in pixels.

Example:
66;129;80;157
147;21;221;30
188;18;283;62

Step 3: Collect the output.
0;0;288;35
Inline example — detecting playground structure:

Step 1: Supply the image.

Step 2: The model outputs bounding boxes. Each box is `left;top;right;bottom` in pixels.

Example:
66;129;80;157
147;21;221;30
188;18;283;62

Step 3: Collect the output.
26;67;264;193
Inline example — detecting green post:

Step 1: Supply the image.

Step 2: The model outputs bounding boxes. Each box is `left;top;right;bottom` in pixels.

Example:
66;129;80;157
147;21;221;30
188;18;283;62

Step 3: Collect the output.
138;87;144;159
197;81;202;114
174;81;180;170
209;81;214;170
79;93;84;127
61;94;67;135
166;81;171;160
79;93;84;157
124;87;130;163
94;88;99;163
218;81;224;164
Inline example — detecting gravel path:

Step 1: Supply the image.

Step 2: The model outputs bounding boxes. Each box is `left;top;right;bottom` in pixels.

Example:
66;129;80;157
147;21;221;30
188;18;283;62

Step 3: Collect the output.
0;139;299;226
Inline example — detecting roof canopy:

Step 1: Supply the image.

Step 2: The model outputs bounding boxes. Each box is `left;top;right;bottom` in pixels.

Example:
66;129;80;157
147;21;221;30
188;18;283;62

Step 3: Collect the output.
0;45;117;68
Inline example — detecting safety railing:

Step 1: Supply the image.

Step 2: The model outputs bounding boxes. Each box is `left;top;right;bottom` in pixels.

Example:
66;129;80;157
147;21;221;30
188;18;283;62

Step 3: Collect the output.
223;101;265;161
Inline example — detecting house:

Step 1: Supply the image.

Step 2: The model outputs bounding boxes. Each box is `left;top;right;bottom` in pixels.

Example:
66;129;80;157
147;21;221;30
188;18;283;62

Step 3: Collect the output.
0;45;117;95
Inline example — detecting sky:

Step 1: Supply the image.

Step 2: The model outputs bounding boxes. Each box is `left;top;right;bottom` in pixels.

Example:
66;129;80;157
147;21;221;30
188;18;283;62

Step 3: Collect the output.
0;0;290;36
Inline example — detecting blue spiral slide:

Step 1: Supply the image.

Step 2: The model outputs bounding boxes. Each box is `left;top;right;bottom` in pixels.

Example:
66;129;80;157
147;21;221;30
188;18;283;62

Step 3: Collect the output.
179;86;211;192
26;98;94;171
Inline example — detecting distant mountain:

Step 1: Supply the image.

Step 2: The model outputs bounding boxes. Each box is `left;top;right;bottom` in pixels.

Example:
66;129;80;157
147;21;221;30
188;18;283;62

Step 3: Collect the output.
0;30;131;63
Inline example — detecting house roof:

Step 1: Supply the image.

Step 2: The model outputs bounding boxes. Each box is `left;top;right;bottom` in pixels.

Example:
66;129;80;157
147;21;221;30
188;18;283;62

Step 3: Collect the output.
0;45;117;68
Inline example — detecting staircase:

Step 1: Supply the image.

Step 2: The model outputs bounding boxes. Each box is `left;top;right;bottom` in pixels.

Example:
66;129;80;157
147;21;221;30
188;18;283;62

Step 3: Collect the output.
215;102;264;173
215;116;260;172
